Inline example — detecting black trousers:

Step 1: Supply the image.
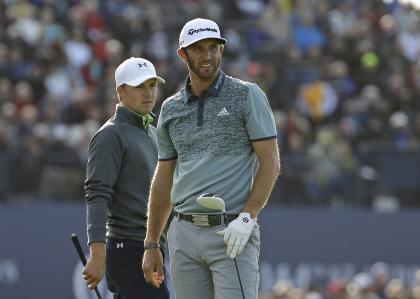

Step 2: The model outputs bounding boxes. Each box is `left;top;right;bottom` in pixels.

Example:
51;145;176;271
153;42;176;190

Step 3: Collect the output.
106;239;170;299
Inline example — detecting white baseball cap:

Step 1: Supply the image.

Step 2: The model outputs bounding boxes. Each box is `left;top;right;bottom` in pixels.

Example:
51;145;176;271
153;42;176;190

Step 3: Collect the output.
179;18;227;49
115;57;165;87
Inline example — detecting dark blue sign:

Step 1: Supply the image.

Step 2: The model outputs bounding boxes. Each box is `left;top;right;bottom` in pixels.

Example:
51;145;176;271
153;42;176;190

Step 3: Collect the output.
1;203;420;298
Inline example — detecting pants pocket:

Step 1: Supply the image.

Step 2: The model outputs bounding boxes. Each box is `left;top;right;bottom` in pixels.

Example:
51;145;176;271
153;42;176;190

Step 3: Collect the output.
248;223;261;249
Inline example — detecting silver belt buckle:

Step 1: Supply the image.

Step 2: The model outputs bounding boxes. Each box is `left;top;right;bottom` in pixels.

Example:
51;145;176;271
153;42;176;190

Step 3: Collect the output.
191;214;210;226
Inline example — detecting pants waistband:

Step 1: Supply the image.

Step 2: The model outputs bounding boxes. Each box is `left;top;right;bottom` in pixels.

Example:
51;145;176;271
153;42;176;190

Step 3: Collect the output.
106;239;141;250
174;212;238;227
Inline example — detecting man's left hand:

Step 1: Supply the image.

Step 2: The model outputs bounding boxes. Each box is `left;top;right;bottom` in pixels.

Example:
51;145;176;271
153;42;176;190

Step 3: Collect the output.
142;247;165;288
217;212;256;259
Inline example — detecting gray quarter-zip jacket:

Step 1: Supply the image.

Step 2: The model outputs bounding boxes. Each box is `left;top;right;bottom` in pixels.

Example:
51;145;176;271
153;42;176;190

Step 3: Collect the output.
85;104;164;249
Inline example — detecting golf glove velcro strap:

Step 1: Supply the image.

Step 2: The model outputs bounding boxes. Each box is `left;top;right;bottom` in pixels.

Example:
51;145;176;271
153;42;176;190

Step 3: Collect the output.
217;212;255;259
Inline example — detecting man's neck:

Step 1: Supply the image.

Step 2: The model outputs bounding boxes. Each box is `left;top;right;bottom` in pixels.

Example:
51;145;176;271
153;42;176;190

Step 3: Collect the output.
189;73;218;97
119;103;148;117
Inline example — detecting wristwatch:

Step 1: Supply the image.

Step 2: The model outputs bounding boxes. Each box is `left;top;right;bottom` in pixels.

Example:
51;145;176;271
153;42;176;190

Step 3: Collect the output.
144;243;160;250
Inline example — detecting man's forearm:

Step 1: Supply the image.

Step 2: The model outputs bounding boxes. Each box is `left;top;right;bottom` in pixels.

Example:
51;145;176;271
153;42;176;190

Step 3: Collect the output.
145;188;172;244
243;139;281;218
89;241;105;258
242;160;280;218
145;161;175;244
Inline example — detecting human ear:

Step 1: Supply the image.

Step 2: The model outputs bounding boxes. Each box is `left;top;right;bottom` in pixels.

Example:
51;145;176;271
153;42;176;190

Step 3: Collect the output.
177;48;188;62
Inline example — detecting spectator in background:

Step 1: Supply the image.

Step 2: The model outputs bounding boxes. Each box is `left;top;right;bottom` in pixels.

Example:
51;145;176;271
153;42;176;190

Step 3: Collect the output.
326;278;348;299
325;60;356;101
397;22;420;62
0;44;10;77
258;0;292;46
64;27;93;71
384;279;408;299
350;272;379;299
327;2;358;38
297;73;338;124
292;11;326;55
369;262;391;299
305;126;356;203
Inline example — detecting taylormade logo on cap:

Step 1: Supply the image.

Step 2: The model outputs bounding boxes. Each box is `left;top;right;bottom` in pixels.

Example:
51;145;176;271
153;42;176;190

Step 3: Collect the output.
188;27;217;35
179;18;227;49
115;57;165;87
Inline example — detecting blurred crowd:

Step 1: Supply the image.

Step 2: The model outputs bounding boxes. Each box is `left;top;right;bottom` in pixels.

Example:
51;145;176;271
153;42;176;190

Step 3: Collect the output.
260;263;420;299
0;0;419;204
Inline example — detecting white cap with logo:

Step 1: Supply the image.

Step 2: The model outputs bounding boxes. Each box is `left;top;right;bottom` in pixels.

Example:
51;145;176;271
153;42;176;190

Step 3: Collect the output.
179;18;227;49
115;57;165;87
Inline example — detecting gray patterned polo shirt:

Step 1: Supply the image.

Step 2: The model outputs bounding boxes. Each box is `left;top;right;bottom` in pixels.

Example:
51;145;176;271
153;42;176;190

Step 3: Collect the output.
157;71;277;214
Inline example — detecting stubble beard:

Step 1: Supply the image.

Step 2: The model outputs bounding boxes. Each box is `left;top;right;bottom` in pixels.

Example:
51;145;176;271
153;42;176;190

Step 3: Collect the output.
187;57;221;81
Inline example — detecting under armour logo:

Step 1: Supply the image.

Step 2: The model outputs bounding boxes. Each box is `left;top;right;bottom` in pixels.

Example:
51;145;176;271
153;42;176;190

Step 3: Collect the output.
116;242;124;248
138;63;147;68
242;217;249;223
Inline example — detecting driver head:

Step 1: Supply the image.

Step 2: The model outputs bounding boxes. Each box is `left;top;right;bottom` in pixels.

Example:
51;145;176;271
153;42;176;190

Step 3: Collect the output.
196;193;225;212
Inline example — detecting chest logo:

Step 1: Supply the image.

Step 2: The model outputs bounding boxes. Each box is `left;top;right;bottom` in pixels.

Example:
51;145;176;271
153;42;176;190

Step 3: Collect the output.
217;107;230;117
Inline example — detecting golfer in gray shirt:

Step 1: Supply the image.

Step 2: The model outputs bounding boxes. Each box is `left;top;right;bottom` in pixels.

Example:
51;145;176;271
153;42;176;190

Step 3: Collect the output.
83;57;169;299
143;18;281;299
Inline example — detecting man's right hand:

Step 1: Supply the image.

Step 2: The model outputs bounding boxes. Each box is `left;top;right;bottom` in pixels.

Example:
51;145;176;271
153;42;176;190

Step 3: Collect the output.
82;242;105;289
142;248;164;288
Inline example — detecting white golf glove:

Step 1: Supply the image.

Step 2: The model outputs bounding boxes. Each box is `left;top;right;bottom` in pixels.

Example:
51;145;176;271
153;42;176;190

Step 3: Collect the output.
217;212;256;259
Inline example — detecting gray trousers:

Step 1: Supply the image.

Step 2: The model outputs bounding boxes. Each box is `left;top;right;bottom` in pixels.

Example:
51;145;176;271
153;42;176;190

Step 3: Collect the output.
167;216;260;299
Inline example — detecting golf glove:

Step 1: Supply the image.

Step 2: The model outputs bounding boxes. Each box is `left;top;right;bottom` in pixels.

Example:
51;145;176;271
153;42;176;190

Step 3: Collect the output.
217;212;256;259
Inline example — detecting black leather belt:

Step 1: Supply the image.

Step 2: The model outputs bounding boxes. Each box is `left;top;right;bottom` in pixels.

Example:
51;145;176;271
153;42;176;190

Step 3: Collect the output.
174;212;238;227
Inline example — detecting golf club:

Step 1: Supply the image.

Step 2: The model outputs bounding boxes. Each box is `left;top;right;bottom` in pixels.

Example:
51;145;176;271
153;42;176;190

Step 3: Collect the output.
197;193;246;299
70;234;103;299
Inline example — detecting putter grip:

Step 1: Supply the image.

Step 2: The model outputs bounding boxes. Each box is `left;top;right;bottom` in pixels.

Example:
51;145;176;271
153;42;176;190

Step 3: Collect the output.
70;234;103;299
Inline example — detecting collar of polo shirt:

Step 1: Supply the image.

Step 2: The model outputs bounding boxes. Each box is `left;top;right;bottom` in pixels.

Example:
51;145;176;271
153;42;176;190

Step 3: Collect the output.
183;70;226;103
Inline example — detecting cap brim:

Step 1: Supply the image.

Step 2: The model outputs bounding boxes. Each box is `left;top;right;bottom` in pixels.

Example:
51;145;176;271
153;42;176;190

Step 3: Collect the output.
125;75;166;86
180;37;227;49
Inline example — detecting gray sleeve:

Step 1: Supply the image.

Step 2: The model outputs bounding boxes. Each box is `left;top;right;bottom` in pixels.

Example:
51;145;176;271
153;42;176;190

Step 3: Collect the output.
84;127;124;244
157;104;177;160
245;83;277;140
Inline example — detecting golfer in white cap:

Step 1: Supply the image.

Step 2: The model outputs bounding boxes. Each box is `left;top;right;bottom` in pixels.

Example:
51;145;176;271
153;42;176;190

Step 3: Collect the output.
83;57;169;299
143;18;280;299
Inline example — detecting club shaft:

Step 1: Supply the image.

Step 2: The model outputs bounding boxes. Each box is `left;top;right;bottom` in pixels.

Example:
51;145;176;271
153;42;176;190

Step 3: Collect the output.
223;215;245;299
234;258;246;299
70;234;103;299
